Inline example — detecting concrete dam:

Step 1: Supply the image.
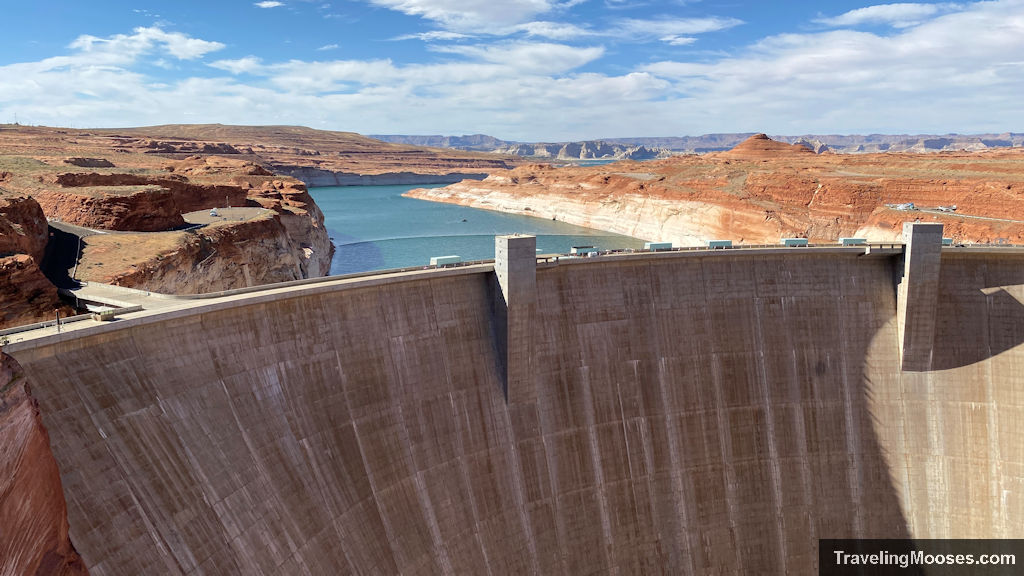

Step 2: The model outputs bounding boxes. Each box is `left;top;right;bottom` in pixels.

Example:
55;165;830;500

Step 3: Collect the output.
3;224;1023;574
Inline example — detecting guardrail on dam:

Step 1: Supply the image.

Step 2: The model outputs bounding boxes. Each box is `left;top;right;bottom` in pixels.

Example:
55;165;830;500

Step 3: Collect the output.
2;224;1023;574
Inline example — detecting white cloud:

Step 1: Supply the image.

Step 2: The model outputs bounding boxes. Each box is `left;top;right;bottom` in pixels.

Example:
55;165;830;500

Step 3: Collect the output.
255;1;285;8
69;27;225;61
662;36;697;46
209;56;266;75
388;14;737;44
365;0;563;32
640;0;1024;133
514;21;593;40
3;1;1024;140
317;44;340;51
816;3;961;28
433;42;604;73
393;31;474;41
616;16;743;39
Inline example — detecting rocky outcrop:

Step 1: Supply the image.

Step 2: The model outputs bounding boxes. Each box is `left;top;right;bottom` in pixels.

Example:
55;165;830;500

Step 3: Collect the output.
720;133;815;159
0;193;66;329
92;124;521;181
274;166;488;188
247;180;333;277
34;173;249;232
137;139;242;154
495;140;673;161
68;176;335;293
406;135;1024;246
31;169;333;279
0;255;66;330
0;352;88;576
78;215;309;293
1;193;49;261
0;128;342;317
63;158;114;168
369;133;508;150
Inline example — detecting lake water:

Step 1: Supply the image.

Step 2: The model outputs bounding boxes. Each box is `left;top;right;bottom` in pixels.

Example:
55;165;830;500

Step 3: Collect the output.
309;184;646;275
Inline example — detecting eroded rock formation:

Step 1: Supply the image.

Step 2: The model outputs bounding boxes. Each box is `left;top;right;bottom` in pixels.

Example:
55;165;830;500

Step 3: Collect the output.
76;215;311;294
407;135;1024;245
0;192;65;329
35;173;249;232
0;129;340;326
0;352;88;576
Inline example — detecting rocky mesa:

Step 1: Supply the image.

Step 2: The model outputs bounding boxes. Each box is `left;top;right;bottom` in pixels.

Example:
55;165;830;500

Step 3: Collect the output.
95;124;521;186
406;134;1024;245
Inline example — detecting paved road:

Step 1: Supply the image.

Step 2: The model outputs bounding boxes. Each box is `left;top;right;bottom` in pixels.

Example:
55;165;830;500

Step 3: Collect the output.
916;208;1024;224
61;283;179;310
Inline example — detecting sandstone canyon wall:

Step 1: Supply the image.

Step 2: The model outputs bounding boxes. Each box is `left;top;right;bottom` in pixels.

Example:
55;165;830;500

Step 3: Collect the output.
0;192;67;329
0;352;88;576
406;135;1024;246
5;248;1022;574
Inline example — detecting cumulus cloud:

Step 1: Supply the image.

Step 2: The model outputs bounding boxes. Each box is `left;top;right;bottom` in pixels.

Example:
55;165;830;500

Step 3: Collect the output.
69;26;225;61
641;0;1024;133
815;2;962;28
255;1;285;8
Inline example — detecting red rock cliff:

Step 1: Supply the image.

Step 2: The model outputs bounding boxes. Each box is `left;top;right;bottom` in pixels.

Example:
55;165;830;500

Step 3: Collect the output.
0;192;65;329
406;135;1024;245
0;352;88;576
76;214;313;294
33;172;250;232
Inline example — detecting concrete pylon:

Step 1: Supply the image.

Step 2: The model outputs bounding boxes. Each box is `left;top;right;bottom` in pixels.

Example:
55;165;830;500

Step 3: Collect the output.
897;222;943;371
494;235;537;402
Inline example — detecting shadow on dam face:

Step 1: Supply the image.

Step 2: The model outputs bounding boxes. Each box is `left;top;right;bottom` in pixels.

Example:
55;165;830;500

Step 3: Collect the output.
3;250;1022;574
928;253;1024;371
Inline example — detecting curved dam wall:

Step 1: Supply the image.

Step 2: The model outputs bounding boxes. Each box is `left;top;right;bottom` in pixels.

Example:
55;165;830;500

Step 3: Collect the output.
6;247;1024;574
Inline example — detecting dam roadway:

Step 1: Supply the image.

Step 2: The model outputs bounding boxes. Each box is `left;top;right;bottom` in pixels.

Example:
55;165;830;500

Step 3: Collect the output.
3;231;1024;574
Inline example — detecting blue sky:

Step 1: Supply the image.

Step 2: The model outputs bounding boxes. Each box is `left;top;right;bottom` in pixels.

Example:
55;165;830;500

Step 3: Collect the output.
1;1;1023;140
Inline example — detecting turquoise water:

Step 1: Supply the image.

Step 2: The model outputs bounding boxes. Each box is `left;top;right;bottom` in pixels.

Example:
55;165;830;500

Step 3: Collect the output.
309;184;646;275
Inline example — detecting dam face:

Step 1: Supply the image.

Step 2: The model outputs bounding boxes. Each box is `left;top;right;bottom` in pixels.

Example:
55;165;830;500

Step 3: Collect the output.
6;242;1024;574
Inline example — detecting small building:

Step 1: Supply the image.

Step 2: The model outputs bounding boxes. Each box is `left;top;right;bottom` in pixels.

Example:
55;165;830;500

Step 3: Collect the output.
941;237;954;246
570;245;598;255
429;255;462;266
839;238;866;246
782;238;809;247
708;240;732;249
644;242;673;251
